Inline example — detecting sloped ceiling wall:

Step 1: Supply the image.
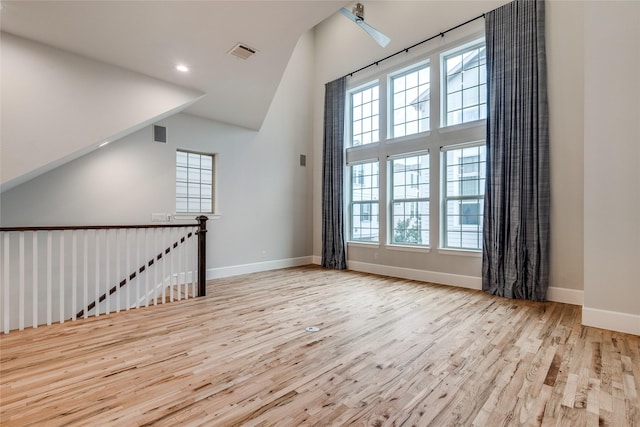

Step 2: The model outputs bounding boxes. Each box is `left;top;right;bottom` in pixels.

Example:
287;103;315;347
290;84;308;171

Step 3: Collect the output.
0;1;346;193
1;32;204;192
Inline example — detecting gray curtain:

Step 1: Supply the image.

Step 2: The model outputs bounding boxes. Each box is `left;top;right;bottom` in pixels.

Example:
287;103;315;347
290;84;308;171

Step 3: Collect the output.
321;77;347;269
482;0;550;301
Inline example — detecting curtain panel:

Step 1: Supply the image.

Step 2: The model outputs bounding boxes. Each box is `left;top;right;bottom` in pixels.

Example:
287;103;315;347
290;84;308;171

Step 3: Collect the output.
482;0;550;301
321;77;348;270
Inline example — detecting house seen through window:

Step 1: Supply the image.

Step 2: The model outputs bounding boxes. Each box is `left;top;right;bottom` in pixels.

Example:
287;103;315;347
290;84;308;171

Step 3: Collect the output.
350;161;379;242
442;145;486;249
390;153;430;245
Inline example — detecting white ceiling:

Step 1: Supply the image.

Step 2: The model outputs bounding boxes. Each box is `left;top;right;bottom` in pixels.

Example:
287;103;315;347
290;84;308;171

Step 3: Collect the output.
0;0;347;130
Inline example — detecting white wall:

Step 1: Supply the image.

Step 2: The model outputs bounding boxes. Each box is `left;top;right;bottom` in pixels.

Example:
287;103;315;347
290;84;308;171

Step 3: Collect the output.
312;1;585;302
0;32;203;192
546;0;584;293
0;32;317;275
583;1;640;335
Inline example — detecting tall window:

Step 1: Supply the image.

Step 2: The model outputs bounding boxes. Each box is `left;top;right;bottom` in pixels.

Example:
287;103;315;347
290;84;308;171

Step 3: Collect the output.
442;144;486;249
350;85;379;147
345;37;486;252
442;42;487;126
350;161;379;242
391;64;430;138
176;150;214;214
390;153;430;245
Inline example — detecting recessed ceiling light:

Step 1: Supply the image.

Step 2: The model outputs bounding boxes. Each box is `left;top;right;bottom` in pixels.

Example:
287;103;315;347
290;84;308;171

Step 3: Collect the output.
176;64;189;72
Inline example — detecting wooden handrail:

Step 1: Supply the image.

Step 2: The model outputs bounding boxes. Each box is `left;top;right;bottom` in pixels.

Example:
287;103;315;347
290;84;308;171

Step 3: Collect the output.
0;224;192;232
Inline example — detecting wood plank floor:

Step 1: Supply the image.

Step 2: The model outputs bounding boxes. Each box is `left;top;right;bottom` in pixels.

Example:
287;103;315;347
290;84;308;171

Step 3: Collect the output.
1;265;639;426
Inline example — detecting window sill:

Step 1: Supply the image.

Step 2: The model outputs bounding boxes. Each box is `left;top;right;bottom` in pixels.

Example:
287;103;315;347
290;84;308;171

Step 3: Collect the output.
437;248;482;257
386;131;431;144
173;213;222;222
347;141;380;152
438;119;486;134
385;244;430;254
347;241;380;249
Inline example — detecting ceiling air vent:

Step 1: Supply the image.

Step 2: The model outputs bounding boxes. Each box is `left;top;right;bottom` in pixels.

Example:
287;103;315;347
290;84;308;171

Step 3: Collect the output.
227;43;257;60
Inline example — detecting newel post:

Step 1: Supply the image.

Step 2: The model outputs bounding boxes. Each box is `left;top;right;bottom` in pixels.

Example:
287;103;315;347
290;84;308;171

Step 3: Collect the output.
196;216;208;297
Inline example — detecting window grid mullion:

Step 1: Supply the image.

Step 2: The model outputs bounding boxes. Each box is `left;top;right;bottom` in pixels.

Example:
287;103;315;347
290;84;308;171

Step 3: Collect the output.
176;150;214;215
346;36;486;250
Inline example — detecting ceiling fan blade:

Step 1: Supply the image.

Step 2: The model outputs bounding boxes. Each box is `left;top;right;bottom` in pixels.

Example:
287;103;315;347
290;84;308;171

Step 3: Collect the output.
339;6;358;23
356;20;391;47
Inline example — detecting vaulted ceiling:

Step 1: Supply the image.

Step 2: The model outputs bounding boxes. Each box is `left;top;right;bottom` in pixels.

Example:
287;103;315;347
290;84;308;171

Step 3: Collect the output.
1;1;346;130
0;1;347;191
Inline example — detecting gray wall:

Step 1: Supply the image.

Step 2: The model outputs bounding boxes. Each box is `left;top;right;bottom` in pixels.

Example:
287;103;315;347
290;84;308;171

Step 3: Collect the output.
1;32;316;273
583;1;640;333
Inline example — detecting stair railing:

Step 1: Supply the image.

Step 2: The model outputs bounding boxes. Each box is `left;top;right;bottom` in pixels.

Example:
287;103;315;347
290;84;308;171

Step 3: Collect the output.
0;216;208;334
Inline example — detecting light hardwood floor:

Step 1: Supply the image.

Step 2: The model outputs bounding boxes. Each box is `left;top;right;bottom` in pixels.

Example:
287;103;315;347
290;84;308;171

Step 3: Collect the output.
1;265;639;426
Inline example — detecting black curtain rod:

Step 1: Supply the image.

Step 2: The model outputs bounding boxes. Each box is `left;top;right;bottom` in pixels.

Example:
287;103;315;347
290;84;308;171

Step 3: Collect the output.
342;13;485;80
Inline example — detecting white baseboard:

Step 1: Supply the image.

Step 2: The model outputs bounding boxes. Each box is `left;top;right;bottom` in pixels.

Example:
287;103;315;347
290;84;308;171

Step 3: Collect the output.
582;307;640;336
315;259;584;305
546;286;583;306
346;260;482;290
206;256;313;280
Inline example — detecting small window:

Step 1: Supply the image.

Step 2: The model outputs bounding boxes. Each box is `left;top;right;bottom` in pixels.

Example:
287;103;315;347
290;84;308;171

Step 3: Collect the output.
176;150;215;214
442;41;486;126
350;161;379;242
391;64;430;138
390;153;430;246
350;85;380;147
442;145;485;250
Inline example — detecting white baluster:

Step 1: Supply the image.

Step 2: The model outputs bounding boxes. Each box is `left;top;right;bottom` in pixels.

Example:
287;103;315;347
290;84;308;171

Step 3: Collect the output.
116;229;121;313
106;230;111;315
135;229;140;309
162;228;167;304
126;229;130;310
3;233;10;334
170;228;175;303
19;232;25;330
193;227;198;297
59;231;65;324
145;229;149;308
177;230;182;301
32;231;38;328
83;231;88;319
153;229;158;306
184;229;188;299
71;231;77;321
47;231;52;326
95;230;100;317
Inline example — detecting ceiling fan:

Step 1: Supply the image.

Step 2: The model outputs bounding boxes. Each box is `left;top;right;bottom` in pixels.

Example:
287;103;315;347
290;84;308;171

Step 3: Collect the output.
340;2;391;48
